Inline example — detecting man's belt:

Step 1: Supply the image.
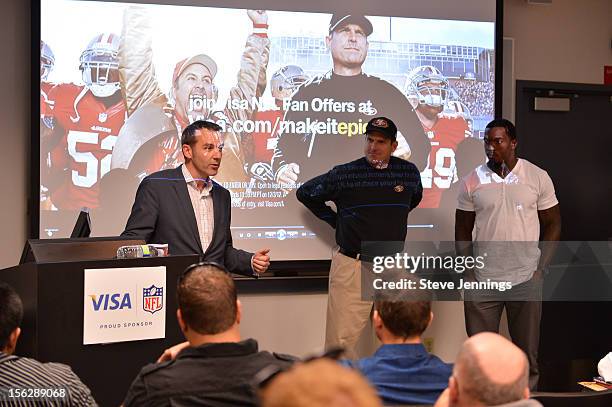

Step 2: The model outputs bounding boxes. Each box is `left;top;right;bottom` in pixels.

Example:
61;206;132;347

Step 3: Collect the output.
338;247;375;263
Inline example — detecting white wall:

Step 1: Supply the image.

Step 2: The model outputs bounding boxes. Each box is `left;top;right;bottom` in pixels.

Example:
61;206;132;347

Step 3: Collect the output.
240;293;472;361
504;0;612;84
2;0;611;358
0;0;29;269
239;293;328;357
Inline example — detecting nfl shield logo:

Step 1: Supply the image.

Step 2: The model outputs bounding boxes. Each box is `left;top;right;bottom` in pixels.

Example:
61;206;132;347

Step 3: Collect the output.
143;285;164;314
98;112;108;123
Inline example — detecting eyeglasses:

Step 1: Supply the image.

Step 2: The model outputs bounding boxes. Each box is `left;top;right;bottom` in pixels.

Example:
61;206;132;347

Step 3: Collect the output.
252;346;345;391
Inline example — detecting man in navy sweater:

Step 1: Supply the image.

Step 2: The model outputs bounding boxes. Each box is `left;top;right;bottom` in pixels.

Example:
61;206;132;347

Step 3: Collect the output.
297;116;423;358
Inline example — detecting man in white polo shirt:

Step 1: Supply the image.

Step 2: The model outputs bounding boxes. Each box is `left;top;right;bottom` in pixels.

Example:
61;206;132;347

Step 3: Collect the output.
455;118;561;390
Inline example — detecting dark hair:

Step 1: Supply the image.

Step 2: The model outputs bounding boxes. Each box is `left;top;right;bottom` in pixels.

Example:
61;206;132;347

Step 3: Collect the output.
0;282;23;349
181;120;222;146
485;118;516;140
374;300;431;339
176;263;237;335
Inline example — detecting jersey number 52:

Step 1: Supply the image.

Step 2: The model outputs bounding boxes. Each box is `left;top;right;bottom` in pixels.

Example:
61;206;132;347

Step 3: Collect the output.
67;131;117;188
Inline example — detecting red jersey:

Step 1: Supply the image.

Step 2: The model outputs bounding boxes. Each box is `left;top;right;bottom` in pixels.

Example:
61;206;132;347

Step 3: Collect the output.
418;113;470;208
136;112;185;179
47;83;126;209
146;131;182;177
40;81;55;120
250;108;283;163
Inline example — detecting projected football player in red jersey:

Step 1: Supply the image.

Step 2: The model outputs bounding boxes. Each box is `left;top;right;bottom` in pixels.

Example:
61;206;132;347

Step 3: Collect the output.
40;41;55;126
40;40;57;210
404;65;471;208
244;65;308;181
446;100;474;134
45;33;126;210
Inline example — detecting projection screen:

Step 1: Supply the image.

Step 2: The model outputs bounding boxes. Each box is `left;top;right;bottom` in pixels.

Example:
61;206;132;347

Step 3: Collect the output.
37;0;499;260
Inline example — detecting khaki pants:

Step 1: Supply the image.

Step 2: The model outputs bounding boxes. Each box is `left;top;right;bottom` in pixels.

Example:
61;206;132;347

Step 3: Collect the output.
324;248;379;359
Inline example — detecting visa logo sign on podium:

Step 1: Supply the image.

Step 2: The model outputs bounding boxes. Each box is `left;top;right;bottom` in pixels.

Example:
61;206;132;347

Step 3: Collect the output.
83;266;166;345
90;293;133;311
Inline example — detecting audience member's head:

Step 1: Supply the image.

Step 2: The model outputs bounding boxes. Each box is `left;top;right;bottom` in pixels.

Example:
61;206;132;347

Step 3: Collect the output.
261;358;383;407
0;282;23;355
176;263;241;343
445;332;530;406
373;300;432;343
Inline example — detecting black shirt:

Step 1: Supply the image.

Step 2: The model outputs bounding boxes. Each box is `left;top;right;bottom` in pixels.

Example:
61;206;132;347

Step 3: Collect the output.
273;71;430;183
296;156;423;253
123;339;294;407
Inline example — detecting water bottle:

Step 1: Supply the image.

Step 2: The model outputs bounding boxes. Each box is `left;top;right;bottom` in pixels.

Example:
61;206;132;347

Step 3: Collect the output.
116;244;161;259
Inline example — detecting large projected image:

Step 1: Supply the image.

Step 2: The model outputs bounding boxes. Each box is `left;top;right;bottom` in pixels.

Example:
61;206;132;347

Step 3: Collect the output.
39;0;495;259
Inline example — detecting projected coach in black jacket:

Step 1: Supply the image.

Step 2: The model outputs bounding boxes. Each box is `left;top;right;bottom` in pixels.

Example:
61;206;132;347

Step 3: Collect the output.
273;13;430;189
122;120;270;277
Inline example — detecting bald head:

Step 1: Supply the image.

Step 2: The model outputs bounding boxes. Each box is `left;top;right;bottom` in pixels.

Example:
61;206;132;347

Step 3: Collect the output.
454;332;529;406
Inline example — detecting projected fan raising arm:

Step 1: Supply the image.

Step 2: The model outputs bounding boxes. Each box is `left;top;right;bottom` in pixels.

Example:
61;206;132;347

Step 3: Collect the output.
227;9;270;120
209;10;271;187
119;6;168;116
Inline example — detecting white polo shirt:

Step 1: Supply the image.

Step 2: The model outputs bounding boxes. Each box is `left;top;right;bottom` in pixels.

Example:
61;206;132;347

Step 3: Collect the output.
457;159;558;284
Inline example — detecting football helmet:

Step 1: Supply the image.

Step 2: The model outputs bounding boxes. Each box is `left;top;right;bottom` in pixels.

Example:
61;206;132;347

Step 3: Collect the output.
404;65;449;107
40;40;55;81
79;33;120;98
270;65;308;100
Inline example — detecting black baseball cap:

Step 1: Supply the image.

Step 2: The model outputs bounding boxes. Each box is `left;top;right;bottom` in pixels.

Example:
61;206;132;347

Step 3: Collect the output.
328;13;373;36
365;117;397;141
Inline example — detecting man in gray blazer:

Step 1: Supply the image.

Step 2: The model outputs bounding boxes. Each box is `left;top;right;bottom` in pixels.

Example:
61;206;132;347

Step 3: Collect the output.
122;120;270;277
